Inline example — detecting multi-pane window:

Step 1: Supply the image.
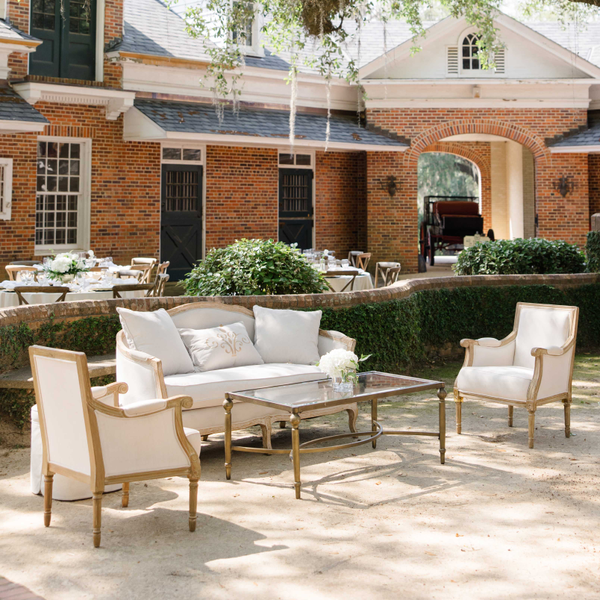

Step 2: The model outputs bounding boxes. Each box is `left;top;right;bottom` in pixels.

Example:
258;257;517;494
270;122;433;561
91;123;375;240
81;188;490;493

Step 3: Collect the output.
278;153;312;167
232;2;254;47
462;34;480;70
280;173;311;213
162;147;202;162
69;0;91;34
36;141;81;247
164;171;199;213
31;0;56;30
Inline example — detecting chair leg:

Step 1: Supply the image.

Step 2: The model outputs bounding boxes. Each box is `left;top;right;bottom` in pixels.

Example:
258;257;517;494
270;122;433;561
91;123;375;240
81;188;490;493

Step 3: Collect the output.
508;406;514;428
454;391;463;434
279;421;287;429
43;474;54;527
563;400;571;438
189;478;199;533
93;492;103;548
260;422;273;451
201;434;209;442
121;482;130;508
347;407;358;434
528;410;536;449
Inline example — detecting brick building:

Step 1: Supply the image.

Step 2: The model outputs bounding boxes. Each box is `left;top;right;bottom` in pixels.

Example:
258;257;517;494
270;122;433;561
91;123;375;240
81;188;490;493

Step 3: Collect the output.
0;0;598;277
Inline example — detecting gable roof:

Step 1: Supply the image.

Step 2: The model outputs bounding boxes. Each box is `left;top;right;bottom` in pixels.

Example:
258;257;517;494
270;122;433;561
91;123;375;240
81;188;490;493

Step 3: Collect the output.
0;18;40;45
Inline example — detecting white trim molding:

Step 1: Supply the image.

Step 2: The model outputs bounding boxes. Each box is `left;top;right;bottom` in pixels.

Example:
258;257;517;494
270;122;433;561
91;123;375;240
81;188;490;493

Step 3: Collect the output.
0;120;46;134
0;157;13;221
95;0;106;83
549;145;600;154
0;39;40;79
13;83;136;121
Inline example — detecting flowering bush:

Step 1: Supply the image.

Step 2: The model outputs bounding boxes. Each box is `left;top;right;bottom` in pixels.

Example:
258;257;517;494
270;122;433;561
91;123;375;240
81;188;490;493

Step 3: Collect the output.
43;252;89;281
318;348;370;383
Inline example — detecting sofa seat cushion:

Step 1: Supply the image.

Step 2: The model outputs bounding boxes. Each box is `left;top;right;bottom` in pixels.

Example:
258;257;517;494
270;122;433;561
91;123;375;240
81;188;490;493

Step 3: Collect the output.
456;366;533;403
164;363;325;410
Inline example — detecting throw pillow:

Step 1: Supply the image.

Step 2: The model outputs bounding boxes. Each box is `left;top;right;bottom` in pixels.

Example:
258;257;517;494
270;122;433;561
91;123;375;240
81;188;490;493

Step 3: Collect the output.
179;322;264;372
253;305;322;365
117;307;194;376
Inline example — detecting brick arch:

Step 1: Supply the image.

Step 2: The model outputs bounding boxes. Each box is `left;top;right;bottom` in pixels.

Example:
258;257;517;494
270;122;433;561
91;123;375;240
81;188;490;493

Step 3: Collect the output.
420;141;492;232
405;119;549;167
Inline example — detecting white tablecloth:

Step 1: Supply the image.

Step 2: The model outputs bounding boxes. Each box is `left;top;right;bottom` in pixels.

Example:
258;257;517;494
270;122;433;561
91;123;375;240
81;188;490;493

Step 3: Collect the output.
324;271;373;293
0;289;145;309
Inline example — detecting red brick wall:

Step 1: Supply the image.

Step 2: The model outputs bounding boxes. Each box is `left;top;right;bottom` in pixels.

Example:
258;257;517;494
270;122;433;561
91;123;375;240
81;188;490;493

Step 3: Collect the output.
0;103;160;271
590;154;600;218
315;151;366;257
7;0;30;79
366;108;590;271
204;146;278;251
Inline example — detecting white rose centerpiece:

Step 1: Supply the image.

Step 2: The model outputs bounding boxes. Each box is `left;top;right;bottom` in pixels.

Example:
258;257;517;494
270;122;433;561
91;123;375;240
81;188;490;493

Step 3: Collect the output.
43;252;90;283
318;348;370;392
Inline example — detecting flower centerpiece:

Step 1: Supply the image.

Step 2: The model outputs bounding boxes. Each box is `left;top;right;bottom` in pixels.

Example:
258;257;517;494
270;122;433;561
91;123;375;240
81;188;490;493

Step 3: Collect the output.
318;348;370;392
43;252;90;283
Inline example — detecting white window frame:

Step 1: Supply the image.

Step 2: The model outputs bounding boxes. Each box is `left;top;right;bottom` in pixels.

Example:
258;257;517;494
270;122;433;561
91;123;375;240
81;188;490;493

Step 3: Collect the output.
0;157;13;221
34;136;92;255
160;142;205;165
277;150;315;170
233;2;264;58
457;27;504;78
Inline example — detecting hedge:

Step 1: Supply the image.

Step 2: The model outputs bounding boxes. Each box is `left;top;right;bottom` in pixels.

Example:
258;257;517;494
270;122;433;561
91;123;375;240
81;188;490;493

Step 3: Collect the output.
2;283;600;430
587;231;600;273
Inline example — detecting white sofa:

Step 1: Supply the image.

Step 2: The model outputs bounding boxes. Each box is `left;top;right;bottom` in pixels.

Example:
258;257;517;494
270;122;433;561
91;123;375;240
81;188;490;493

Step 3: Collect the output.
116;303;359;448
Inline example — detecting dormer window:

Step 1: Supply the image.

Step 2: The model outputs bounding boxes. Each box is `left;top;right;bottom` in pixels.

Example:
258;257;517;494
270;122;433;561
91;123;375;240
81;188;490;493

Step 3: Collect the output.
462;34;480;70
231;2;263;57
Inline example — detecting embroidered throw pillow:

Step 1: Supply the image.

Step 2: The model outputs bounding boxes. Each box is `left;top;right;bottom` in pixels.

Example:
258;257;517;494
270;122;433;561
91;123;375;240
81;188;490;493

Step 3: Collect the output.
253;305;322;365
117;307;194;377
179;322;264;372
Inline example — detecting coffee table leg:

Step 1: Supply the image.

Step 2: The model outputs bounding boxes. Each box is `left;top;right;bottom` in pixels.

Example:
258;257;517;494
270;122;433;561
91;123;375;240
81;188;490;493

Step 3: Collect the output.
437;387;447;464
290;412;302;499
371;398;378;449
224;397;233;480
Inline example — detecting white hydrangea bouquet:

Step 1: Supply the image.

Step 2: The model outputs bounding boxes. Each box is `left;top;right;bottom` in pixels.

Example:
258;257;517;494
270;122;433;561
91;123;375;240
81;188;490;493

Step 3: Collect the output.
43;252;89;283
318;348;370;392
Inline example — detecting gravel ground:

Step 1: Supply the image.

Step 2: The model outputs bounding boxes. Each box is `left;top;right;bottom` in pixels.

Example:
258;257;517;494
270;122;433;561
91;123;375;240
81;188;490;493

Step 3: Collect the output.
1;356;599;599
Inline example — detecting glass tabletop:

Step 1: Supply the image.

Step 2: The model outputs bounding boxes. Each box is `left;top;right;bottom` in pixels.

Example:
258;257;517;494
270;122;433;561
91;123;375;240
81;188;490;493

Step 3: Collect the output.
227;371;444;411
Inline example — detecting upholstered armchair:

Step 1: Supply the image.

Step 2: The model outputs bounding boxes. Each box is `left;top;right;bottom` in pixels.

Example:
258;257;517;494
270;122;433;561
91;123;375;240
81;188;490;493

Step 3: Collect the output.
29;346;201;548
454;303;579;448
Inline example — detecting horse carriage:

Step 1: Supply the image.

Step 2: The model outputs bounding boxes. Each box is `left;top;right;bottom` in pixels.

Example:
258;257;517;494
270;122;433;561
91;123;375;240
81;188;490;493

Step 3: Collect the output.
420;196;488;266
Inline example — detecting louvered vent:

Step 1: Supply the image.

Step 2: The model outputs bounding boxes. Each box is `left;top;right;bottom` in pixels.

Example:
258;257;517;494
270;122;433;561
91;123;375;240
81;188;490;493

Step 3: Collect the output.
447;46;459;75
494;48;506;74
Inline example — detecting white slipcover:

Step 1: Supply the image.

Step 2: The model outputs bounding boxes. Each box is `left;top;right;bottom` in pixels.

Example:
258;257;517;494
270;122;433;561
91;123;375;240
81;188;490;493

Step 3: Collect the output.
455;366;533;402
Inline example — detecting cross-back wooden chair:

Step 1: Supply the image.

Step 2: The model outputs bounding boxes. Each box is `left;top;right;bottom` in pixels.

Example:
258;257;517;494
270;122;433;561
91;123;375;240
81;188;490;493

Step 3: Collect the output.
356;253;372;271
6;265;38;281
127;264;154;284
116;268;145;281
454;302;579;449
324;270;358;292
149;273;170;297
112;283;154;299
375;262;401;287
15;286;69;305
29;345;201;548
348;251;364;267
157;261;170;276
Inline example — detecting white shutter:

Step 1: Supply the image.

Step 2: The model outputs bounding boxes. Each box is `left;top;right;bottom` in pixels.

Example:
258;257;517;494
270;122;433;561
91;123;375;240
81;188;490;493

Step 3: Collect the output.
494;48;506;74
447;46;459;75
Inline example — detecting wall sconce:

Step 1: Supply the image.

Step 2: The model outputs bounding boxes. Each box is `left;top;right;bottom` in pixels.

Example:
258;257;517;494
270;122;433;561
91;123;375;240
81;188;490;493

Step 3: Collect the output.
554;175;575;198
385;175;398;197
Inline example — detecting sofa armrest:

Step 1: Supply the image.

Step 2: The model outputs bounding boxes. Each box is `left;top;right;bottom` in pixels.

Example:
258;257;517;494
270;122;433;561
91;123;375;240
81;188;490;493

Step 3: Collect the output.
318;330;356;355
91;382;129;408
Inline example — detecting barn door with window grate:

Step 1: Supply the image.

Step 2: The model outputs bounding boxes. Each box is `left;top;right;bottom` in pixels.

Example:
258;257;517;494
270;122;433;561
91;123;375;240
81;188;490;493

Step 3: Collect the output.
278;168;313;250
160;164;203;281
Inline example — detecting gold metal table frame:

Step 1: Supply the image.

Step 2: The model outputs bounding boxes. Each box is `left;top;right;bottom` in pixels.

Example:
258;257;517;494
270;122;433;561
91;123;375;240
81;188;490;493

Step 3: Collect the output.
223;372;447;499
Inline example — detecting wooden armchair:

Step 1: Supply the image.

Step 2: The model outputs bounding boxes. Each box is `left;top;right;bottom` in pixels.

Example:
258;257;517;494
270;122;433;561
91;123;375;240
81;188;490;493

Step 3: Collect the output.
374;262;401;287
29;346;201;547
6;265;38;281
454;303;579;448
15;286;69;305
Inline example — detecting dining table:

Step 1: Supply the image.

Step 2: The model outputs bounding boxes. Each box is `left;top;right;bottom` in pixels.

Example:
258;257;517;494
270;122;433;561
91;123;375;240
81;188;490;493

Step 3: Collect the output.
323;267;374;292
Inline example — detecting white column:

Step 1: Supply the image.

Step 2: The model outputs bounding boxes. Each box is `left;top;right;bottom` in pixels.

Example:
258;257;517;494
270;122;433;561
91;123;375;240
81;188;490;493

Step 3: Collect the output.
506;141;524;239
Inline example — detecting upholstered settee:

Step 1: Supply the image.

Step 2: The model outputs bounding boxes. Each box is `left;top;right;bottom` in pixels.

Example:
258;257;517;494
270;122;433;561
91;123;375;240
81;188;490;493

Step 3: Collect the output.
116;303;358;448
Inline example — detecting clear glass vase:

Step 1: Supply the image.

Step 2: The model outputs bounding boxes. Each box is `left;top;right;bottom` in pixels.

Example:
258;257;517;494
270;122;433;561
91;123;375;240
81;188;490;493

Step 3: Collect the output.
332;375;354;393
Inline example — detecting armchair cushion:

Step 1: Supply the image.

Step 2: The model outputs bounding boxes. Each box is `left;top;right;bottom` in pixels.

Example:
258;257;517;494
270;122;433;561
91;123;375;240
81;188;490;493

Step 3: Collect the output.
179;322;264;372
117;307;194;376
514;307;571;370
456;366;533;402
164;362;324;409
253;305;321;365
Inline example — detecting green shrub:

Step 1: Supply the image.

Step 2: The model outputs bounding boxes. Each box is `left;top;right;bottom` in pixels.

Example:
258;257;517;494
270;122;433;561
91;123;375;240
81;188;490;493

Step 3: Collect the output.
182;239;328;296
586;231;600;273
454;238;586;276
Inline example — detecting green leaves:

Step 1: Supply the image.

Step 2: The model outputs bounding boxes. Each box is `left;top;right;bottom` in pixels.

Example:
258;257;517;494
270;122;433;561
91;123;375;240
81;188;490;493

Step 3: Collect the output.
181;239;328;296
454;238;586;276
586;231;600;273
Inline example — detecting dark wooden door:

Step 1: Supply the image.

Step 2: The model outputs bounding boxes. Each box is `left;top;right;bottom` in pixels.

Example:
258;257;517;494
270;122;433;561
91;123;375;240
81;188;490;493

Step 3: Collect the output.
278;168;313;250
161;164;203;282
30;0;96;80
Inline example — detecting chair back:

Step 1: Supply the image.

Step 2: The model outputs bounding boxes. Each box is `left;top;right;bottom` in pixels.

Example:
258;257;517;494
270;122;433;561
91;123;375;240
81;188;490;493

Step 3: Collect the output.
128;264;153;284
116;268;144;281
348;251;363;267
356;253;372;271
9;260;39;266
15;286;69;305
112;283;154;299
29;346;92;477
131;257;157;267
5;265;37;281
157;261;170;276
324;270;358;292
150;273;169;297
513;303;578;369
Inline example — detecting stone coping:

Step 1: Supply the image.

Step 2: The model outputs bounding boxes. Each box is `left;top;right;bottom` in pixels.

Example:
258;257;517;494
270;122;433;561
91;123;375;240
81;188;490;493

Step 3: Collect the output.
1;273;598;329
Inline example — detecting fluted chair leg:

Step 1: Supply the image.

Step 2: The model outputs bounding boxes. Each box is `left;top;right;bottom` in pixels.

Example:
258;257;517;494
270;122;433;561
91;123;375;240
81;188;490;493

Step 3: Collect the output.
454;392;463;434
43;474;54;527
563;400;571;438
189;478;199;532
528;410;536;449
93;492;103;548
508;406;514;428
122;482;130;508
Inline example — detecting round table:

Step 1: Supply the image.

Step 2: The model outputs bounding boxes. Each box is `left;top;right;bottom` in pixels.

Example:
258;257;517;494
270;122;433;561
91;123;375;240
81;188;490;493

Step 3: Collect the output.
324;270;373;293
0;288;146;309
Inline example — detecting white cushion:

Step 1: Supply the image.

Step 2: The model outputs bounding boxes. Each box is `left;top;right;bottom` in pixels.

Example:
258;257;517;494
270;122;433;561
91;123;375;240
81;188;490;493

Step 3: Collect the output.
179;322;264;372
117;307;194;377
253;305;321;365
183;427;202;455
456;366;534;402
514;307;571;370
164;363;324;409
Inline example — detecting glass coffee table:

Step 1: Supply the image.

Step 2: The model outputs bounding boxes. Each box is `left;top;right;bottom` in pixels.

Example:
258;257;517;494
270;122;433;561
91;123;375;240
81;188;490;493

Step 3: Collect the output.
223;372;447;499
